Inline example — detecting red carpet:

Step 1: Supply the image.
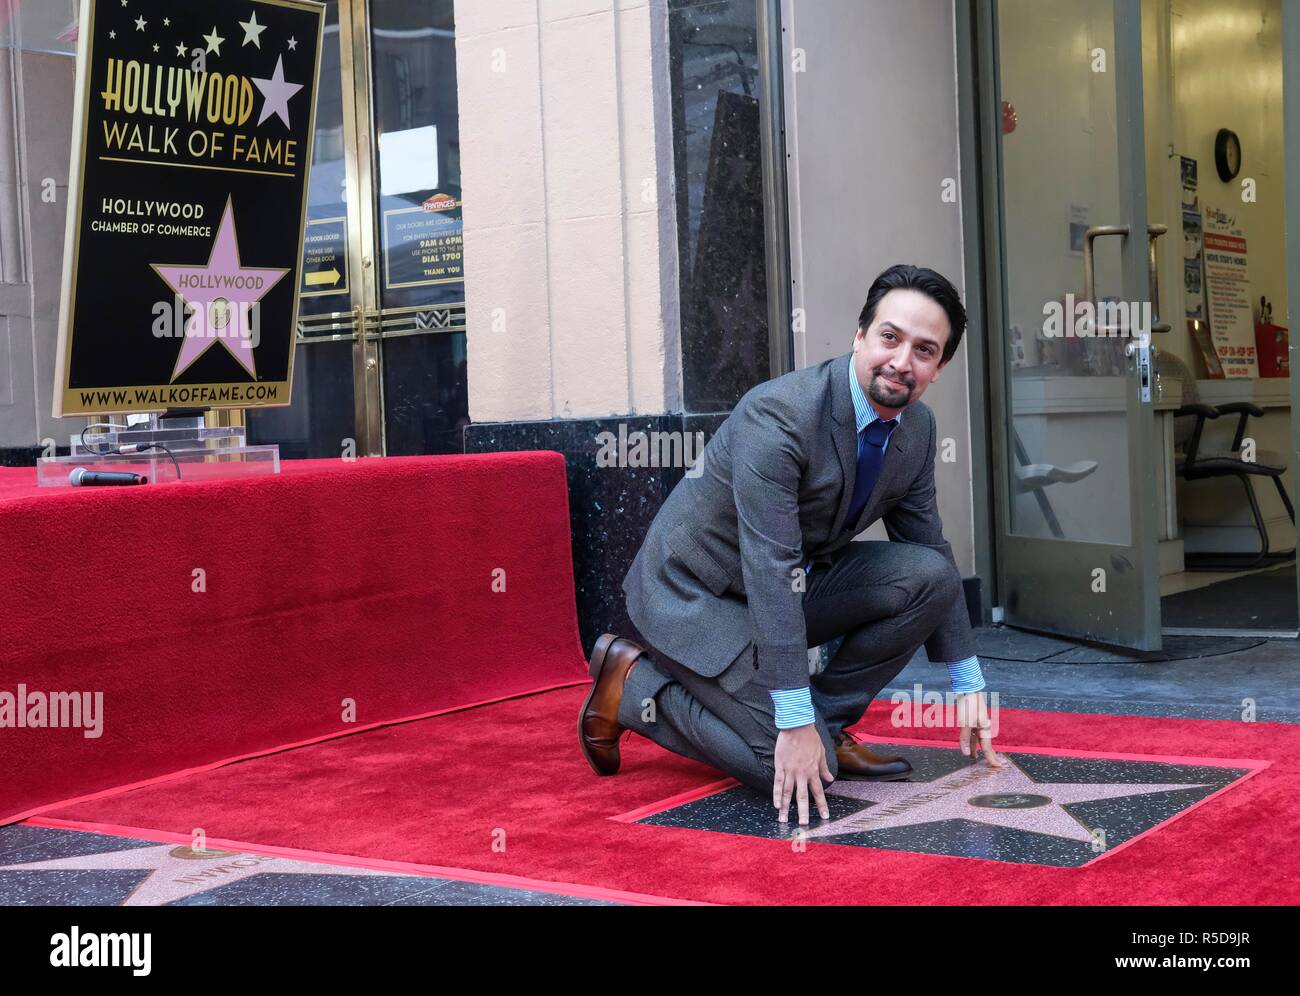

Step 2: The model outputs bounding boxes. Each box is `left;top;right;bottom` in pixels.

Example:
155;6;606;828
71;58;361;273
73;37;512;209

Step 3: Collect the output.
33;687;1299;905
0;454;587;823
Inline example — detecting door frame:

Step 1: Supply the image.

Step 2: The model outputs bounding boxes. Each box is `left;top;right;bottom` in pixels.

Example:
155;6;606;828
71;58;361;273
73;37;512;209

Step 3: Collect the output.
339;0;382;456
956;0;998;626
756;0;793;379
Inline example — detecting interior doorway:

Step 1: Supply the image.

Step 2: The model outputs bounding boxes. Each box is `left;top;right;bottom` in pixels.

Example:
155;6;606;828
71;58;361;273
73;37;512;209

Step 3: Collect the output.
982;0;1300;645
244;0;467;459
1145;0;1298;636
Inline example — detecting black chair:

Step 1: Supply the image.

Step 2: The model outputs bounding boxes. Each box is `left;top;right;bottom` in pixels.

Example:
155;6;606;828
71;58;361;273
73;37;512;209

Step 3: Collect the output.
1174;402;1296;570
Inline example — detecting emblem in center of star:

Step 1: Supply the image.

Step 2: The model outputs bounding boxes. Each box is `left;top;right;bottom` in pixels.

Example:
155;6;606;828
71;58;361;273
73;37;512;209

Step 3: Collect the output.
150;198;288;382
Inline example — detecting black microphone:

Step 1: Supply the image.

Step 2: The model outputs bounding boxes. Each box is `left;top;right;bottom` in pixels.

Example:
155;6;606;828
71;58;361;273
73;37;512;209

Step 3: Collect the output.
69;468;148;486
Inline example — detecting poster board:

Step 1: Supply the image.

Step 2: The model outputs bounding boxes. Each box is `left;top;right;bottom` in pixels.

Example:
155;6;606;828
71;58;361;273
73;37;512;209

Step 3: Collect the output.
1201;204;1258;378
52;0;325;416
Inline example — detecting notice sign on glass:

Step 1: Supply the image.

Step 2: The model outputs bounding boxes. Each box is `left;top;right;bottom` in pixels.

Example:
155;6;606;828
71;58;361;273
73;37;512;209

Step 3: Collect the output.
52;0;325;416
301;216;348;299
1202;205;1258;379
382;193;464;291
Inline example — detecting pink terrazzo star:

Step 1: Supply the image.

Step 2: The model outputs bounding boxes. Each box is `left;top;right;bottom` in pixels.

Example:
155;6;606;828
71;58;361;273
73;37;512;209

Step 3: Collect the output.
807;756;1210;843
150;197;289;381
6;843;404;906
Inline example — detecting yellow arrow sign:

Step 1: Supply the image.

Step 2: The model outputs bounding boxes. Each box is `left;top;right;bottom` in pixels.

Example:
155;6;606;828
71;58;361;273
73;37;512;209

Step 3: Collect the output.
306;267;341;287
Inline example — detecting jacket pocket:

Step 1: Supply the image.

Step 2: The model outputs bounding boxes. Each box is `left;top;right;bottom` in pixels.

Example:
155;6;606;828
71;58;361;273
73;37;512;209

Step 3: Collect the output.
665;522;733;596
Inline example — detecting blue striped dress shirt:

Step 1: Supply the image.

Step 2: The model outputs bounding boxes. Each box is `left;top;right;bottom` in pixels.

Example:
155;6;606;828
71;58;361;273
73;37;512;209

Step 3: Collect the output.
769;362;985;730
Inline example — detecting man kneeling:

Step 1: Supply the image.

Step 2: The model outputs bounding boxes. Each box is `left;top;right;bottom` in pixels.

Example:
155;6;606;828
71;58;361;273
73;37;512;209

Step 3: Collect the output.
579;264;1002;826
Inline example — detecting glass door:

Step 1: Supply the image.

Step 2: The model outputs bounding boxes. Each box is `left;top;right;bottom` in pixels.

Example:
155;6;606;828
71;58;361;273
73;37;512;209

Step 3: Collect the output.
366;0;466;456
248;0;465;458
984;0;1163;650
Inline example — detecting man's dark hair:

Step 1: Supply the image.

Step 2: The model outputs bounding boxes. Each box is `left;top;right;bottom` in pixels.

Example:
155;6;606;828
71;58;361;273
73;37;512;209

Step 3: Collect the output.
856;263;967;365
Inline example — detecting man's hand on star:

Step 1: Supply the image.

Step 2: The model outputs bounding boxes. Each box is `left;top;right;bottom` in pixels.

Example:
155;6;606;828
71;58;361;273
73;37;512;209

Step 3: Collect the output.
956;690;1004;766
773;724;833;825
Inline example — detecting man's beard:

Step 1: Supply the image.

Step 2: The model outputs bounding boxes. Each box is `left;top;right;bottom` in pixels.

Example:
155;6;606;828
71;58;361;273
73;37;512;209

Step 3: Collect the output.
868;368;912;407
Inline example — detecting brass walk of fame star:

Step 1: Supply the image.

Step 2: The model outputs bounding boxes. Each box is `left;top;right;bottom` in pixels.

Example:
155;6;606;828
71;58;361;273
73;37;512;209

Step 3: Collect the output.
5;843;407;906
805;755;1210;843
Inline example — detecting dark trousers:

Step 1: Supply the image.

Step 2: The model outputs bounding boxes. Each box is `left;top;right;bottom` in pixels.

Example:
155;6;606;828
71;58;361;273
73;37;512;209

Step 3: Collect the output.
619;539;963;794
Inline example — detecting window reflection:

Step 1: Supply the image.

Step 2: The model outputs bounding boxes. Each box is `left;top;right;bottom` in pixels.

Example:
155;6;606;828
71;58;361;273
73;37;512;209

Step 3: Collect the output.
0;0;79;55
670;0;771;414
371;0;462;312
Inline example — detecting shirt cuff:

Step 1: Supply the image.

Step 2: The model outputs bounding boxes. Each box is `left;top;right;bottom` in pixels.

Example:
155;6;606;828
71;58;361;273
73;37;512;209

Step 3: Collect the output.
943;654;986;694
769;687;815;729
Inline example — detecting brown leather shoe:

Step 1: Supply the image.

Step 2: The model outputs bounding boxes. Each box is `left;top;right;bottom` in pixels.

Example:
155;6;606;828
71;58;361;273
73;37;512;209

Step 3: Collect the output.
832;730;913;781
578;634;648;776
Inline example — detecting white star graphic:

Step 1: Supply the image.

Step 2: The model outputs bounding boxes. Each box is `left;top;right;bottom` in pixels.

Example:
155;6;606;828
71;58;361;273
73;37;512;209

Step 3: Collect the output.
252;55;304;129
108;29;116;39
287;36;298;51
163;17;170;27
152;43;159;53
4;843;405;906
203;26;225;56
134;15;146;31
239;11;267;48
176;41;187;57
805;756;1210;844
120;0;126;6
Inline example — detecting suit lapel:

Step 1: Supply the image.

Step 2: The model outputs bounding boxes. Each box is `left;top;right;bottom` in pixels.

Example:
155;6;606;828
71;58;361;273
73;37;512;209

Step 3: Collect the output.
827;354;859;539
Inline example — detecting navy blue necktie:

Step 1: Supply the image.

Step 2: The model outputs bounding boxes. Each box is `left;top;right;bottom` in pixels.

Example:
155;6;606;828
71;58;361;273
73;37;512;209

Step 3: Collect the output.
845;418;897;527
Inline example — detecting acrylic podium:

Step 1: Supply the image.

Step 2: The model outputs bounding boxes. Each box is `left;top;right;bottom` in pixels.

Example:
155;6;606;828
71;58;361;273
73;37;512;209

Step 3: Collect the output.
37;415;280;487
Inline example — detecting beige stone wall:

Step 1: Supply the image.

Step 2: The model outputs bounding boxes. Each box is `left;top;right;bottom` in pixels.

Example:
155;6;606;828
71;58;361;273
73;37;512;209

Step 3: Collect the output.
455;0;681;424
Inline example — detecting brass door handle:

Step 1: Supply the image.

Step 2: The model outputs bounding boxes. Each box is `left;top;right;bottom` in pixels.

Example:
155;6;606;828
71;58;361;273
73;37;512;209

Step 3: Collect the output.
1081;224;1170;335
1146;224;1170;334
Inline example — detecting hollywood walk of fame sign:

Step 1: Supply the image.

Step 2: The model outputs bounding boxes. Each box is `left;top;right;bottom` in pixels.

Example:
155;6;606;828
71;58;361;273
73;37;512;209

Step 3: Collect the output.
625;742;1262;868
52;0;325;416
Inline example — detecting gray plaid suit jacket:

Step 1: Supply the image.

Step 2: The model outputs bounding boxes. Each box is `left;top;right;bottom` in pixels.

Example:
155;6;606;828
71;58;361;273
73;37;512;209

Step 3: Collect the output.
622;351;975;692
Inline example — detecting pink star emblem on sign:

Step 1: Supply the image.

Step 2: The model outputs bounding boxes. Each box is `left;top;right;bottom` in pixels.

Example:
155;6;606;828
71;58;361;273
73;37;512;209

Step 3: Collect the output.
150;198;289;381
